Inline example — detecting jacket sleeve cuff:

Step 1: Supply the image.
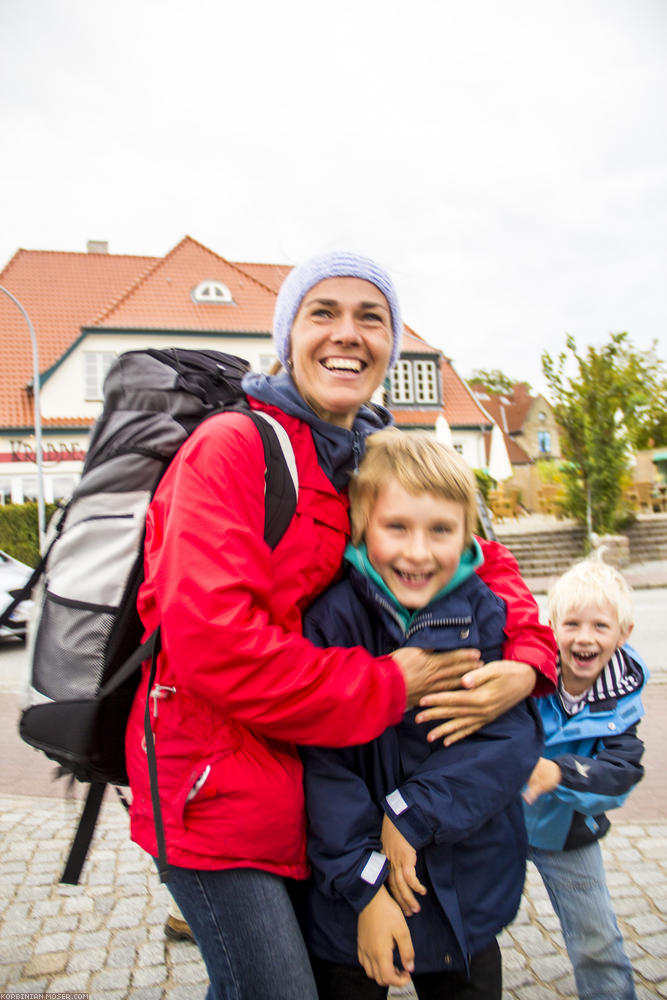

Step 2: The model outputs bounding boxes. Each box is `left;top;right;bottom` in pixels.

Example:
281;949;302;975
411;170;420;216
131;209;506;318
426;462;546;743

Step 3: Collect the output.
344;851;389;913
383;788;432;850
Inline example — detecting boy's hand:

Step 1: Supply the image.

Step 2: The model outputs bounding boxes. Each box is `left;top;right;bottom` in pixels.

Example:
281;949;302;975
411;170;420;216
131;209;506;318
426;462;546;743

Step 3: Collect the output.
391;647;482;708
357;885;414;988
381;814;427;916
415;659;535;745
522;757;562;804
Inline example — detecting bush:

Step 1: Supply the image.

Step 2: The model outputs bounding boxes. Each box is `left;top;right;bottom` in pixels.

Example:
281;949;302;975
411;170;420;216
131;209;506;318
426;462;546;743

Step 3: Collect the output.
0;502;59;567
474;469;494;503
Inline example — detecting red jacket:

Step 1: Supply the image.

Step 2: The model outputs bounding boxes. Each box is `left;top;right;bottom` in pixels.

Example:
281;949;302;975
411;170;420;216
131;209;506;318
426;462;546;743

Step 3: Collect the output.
126;402;556;876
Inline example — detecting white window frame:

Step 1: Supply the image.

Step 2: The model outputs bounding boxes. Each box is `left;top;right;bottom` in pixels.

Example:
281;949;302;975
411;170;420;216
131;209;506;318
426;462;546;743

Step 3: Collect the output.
192;280;233;304
84;351;116;401
391;360;415;403
390;359;439;405
413;361;438;403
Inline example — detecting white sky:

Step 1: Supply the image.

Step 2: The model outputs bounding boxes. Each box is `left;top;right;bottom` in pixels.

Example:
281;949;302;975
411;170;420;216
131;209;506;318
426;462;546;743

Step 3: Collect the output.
2;0;666;393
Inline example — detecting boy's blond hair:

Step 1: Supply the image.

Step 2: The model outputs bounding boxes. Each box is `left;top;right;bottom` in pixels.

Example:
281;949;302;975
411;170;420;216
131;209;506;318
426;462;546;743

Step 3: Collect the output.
547;553;635;635
349;429;478;546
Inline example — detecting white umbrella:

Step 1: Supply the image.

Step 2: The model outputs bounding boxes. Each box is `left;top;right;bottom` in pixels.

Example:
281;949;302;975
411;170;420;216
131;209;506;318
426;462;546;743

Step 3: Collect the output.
435;414;453;447
488;423;513;483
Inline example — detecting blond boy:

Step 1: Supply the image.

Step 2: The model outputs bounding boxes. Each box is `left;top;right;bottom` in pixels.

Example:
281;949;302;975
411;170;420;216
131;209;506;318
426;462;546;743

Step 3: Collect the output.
523;556;646;1000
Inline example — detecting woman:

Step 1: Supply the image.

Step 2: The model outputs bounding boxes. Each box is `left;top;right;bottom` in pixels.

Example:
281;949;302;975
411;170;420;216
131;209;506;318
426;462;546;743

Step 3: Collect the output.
125;251;556;1000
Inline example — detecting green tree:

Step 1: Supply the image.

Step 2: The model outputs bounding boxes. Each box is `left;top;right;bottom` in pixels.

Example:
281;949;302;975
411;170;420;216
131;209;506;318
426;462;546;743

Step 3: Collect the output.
468;369;529;395
542;332;667;535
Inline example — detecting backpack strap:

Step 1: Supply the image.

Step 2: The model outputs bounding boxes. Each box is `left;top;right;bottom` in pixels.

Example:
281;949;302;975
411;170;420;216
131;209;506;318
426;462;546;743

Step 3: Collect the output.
0;504;68;629
60;780;107;884
245;409;298;548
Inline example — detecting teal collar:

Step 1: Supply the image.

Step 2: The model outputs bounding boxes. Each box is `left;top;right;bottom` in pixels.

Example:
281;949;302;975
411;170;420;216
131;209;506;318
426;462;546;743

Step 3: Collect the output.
344;537;484;629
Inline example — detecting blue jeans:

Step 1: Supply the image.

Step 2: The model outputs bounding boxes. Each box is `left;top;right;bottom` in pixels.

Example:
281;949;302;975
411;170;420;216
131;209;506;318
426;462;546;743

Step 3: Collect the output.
165;865;318;1000
529;841;636;1000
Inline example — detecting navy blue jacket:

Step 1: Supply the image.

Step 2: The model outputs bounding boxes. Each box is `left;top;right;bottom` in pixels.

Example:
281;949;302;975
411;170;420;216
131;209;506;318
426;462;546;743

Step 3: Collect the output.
300;563;544;973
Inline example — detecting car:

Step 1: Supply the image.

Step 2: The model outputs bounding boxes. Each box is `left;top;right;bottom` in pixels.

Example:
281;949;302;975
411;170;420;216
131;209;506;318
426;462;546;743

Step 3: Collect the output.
0;549;34;641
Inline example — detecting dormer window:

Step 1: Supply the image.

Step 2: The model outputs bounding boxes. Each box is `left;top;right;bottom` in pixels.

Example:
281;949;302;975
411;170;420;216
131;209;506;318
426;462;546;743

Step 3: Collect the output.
390;359;439;404
192;280;233;304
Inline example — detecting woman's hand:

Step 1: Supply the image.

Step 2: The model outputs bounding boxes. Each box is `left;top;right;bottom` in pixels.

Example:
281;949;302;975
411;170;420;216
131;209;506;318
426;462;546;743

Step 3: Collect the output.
415;659;535;745
522;757;562;805
357;885;414;988
381;814;426;916
391;647;482;708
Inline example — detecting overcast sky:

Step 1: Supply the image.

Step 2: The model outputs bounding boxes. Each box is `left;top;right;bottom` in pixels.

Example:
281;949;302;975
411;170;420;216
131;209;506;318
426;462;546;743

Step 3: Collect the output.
2;0;665;393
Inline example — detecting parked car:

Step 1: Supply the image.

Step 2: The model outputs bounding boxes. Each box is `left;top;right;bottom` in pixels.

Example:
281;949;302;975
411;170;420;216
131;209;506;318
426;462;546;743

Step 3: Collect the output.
0;550;34;642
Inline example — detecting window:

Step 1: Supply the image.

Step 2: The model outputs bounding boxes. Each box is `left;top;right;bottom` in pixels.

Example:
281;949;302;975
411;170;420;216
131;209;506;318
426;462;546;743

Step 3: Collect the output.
413;361;438;403
391;361;414;402
192;280;233;304
390;360;438;404
537;430;552;454
84;352;116;401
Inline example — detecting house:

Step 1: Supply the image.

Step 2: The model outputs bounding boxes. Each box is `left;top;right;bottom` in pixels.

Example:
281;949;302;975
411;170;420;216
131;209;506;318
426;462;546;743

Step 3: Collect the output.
471;381;562;510
0;236;502;505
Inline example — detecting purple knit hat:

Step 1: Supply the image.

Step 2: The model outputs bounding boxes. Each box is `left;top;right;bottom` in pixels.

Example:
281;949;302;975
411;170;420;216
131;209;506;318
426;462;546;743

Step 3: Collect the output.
273;251;403;369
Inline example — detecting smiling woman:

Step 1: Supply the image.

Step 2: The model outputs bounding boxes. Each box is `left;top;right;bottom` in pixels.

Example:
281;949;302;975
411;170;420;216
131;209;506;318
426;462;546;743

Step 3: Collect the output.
124;250;557;1000
288;277;393;428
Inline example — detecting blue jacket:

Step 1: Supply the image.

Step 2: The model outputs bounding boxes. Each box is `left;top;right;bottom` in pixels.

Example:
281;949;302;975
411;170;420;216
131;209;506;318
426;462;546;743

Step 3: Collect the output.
300;554;544;973
523;644;646;852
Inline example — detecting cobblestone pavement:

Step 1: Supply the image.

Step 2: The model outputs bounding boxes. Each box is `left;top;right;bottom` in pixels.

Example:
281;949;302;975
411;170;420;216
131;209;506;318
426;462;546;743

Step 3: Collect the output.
0;792;665;999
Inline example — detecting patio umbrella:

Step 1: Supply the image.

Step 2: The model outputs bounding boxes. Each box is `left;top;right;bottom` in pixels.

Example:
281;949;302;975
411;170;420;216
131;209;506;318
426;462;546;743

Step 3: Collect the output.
487;422;513;484
435;414;453;447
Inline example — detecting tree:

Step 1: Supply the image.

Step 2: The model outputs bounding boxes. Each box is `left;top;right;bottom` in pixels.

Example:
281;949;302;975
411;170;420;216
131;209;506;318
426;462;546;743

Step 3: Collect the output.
468;369;529;395
542;332;667;535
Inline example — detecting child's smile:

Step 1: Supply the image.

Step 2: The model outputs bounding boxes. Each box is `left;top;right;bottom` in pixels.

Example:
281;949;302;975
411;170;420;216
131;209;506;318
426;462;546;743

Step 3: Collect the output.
554;599;632;696
364;480;467;610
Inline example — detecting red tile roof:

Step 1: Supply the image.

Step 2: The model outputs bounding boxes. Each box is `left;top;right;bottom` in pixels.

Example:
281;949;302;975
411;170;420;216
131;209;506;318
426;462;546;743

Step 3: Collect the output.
0;237;486;442
0;247;156;427
441;358;494;428
400;327;441;355
93;236;278;332
471;383;533;435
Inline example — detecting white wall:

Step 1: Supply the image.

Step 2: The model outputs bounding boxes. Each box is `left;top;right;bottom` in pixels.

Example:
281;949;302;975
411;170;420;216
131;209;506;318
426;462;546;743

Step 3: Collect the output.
41;332;276;420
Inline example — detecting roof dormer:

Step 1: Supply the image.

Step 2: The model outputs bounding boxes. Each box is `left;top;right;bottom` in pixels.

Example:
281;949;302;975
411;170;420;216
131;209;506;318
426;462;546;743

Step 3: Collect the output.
192;280;233;304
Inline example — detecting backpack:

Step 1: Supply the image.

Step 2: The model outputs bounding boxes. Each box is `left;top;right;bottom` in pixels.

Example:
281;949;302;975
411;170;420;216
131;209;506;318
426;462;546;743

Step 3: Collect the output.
2;347;298;883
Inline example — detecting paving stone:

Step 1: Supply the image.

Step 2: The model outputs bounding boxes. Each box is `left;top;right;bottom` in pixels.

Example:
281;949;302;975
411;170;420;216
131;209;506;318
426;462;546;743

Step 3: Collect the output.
627;913;667;935
91;966;132;991
34;930;72;954
634;955;667;982
49;970;92;992
166;984;208;1000
133;963;168;988
67;946;108;974
170;959;209;984
23;949;69;975
128;988;165;1000
530;953;575;982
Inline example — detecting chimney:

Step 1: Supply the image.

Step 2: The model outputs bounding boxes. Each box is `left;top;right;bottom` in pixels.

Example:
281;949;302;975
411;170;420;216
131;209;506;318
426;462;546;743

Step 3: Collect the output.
87;240;109;254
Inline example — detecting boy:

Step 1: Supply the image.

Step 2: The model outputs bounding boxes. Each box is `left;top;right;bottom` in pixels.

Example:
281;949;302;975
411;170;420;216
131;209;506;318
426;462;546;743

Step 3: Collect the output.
299;430;544;999
522;556;646;1000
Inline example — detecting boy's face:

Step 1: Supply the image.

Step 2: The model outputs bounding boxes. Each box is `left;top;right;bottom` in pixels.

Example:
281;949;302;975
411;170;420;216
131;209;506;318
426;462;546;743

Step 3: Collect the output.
364;479;466;610
553;599;633;696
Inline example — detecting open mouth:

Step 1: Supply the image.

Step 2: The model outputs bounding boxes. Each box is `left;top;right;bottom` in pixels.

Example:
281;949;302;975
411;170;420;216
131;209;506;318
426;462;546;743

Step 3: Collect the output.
321;357;365;374
572;650;598;663
395;569;432;585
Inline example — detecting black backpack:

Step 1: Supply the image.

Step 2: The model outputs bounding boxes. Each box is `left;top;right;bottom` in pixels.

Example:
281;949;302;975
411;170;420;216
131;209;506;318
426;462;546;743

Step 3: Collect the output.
2;348;298;883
